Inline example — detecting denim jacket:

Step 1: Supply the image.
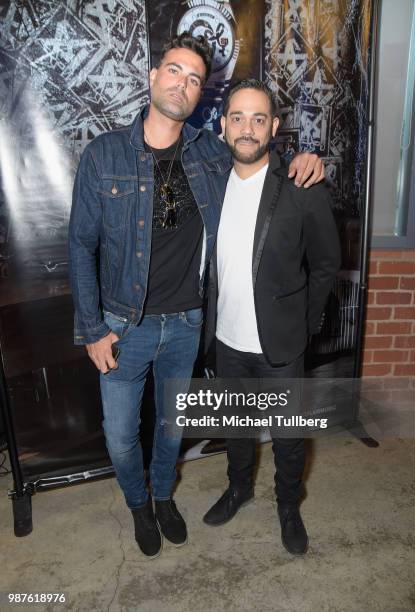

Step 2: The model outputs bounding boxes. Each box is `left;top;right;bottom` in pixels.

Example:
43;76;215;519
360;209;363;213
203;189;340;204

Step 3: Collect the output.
69;105;232;345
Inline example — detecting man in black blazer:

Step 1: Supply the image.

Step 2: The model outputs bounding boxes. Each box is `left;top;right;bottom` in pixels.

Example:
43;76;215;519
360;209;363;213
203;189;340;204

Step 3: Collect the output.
203;79;341;555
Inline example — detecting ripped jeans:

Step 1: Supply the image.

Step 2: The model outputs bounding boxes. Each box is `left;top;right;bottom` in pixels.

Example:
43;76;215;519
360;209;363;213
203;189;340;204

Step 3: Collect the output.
100;308;202;509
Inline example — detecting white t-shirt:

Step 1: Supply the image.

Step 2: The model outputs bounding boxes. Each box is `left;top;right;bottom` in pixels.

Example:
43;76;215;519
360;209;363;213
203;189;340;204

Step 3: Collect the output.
216;163;268;353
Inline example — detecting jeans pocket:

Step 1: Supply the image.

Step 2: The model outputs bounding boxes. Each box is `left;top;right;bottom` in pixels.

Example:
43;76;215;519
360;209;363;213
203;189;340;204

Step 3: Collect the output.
181;307;203;328
103;311;135;341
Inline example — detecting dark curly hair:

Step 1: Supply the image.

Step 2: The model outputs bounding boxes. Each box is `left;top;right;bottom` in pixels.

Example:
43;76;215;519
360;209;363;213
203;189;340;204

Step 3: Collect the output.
223;79;280;118
159;32;213;83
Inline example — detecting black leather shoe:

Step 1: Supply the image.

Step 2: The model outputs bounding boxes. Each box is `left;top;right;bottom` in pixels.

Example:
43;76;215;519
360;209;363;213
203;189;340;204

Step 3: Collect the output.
131;498;162;558
278;504;308;555
155;499;187;546
203;487;254;526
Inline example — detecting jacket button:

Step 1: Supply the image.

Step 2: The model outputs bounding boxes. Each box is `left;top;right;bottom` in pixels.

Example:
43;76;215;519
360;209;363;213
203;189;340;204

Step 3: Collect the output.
140;154;146;162
140;185;146;192
136;251;142;258
138;219;145;227
111;185;118;195
134;284;141;291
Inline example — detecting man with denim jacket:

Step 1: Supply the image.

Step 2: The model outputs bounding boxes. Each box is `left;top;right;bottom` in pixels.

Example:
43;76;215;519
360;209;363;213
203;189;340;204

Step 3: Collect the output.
69;33;325;558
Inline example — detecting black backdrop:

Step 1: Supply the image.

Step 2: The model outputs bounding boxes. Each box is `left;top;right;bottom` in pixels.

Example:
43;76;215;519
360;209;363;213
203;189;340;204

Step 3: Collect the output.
0;0;372;495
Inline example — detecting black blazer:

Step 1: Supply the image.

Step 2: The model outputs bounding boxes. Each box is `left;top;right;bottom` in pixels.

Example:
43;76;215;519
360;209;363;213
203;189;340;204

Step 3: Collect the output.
205;151;341;366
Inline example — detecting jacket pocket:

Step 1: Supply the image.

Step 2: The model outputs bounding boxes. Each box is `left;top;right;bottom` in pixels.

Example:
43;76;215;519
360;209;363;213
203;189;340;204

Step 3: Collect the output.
271;285;308;333
201;158;232;207
97;179;135;229
273;282;307;301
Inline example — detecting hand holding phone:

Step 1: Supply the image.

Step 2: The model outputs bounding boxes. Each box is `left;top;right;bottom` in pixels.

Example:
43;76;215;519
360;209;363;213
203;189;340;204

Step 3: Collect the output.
86;332;120;373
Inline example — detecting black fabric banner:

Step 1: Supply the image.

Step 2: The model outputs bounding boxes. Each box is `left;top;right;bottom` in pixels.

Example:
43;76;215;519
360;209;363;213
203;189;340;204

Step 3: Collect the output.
0;0;372;483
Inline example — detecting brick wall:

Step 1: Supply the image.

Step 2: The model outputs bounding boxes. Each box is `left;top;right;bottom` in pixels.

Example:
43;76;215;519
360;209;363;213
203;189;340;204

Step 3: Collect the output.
363;250;415;376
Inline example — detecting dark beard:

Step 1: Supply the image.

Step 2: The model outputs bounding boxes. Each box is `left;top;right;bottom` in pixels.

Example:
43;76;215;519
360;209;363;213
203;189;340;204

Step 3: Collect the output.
228;140;270;164
226;129;272;164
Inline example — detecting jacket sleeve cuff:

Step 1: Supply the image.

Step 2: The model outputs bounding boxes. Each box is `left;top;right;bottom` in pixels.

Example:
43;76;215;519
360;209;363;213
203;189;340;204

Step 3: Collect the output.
74;321;111;345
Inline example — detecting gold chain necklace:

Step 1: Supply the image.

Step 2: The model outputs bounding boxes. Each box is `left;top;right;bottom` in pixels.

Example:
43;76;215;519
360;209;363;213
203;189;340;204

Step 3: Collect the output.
145;134;181;228
145;135;181;186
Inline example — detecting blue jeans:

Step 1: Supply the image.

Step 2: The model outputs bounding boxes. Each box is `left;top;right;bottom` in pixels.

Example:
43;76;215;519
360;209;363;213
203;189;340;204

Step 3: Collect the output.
100;308;202;509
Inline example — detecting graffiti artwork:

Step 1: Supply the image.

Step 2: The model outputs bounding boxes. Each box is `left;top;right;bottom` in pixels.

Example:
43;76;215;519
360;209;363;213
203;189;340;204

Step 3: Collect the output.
0;1;373;507
265;0;371;215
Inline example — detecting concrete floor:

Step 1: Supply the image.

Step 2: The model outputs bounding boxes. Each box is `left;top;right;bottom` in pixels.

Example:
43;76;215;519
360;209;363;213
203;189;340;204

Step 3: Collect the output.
0;435;414;612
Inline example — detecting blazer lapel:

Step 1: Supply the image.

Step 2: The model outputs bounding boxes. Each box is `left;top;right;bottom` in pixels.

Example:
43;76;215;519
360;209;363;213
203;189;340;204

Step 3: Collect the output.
252;152;284;286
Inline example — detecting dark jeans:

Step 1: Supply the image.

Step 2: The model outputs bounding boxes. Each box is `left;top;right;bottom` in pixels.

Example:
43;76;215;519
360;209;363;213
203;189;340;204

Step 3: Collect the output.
216;339;306;505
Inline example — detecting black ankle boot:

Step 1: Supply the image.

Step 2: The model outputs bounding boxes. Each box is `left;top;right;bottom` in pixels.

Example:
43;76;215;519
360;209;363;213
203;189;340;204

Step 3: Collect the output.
131;497;162;558
278;504;308;555
155;499;187;546
203;486;254;526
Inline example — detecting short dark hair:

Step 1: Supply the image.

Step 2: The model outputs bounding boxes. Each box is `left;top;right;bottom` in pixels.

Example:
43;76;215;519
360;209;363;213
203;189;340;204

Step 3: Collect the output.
223;79;280;118
159;32;213;82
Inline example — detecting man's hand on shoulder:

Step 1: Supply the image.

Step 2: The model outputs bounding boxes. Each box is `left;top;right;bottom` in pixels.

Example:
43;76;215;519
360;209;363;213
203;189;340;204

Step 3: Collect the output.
288;153;325;188
86;332;120;374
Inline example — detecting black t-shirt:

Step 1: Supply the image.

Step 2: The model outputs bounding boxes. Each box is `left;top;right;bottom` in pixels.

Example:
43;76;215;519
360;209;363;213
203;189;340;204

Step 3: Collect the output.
143;137;204;315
